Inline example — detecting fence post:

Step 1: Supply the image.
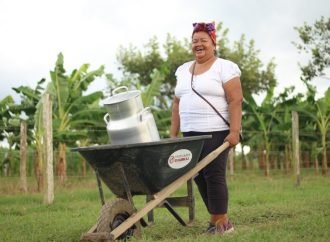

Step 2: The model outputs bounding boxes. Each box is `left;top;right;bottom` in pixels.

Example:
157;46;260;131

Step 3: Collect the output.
20;120;28;193
43;94;54;204
292;111;300;186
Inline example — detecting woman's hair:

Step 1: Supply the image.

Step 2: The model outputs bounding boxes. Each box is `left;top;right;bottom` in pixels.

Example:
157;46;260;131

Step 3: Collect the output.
192;22;216;46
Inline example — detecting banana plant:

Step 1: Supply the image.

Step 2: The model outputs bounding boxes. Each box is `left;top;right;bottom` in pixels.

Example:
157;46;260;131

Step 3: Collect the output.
10;79;46;189
0;95;16;175
45;53;105;181
243;84;278;176
272;87;304;173
298;86;330;175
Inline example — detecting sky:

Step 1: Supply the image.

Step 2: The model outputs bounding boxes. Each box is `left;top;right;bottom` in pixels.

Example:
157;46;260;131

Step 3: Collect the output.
1;0;329;102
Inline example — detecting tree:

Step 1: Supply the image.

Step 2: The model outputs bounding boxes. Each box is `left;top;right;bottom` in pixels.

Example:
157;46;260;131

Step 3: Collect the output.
116;23;277;99
215;23;277;96
294;16;330;175
12;79;46;190
294;16;330;82
0;96;15;142
272;87;305;173
116;35;192;101
46;53;105;182
0;96;16;176
243;85;277;176
298;83;329;175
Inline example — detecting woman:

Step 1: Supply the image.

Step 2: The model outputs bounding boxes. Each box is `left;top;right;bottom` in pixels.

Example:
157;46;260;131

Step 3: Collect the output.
170;22;243;235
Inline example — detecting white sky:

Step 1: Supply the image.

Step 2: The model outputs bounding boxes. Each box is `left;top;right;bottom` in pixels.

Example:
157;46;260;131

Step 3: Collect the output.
1;0;329;102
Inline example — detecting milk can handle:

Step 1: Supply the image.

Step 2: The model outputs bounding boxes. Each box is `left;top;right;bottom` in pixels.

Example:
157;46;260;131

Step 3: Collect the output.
139;107;151;121
112;86;128;95
103;113;111;125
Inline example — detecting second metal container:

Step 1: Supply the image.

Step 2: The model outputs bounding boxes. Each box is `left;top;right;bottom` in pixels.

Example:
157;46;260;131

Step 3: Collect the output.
104;107;160;145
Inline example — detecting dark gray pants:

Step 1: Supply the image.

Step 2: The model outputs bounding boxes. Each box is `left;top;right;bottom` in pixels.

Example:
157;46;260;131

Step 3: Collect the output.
183;131;230;214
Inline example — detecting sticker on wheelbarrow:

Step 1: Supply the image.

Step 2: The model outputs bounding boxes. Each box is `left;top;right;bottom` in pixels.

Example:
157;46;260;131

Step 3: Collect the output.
168;149;193;169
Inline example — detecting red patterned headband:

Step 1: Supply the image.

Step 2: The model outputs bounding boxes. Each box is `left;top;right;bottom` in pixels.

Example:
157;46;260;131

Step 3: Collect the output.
192;22;216;46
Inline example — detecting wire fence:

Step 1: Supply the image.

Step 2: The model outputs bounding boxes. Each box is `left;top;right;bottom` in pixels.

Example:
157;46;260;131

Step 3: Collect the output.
0;146;327;178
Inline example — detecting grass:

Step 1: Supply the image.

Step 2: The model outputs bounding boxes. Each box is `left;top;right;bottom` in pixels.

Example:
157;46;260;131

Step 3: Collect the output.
0;171;329;242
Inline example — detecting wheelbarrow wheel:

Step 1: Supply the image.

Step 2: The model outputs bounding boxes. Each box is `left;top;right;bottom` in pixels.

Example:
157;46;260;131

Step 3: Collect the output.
97;198;141;240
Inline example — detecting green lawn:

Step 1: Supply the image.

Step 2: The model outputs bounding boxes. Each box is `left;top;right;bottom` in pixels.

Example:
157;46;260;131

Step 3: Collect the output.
0;171;329;242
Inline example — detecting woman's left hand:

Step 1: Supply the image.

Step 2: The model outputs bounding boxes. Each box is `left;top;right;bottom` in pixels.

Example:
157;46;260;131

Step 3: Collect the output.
224;131;240;147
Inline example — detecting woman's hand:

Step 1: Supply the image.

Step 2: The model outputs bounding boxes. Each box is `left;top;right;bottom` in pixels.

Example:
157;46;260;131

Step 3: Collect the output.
224;131;240;147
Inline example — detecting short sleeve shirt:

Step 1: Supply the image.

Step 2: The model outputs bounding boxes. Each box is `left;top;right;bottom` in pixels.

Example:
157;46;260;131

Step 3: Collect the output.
174;58;241;132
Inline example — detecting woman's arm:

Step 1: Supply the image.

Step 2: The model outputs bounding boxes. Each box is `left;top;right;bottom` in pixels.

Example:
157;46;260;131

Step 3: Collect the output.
170;96;180;138
223;76;243;146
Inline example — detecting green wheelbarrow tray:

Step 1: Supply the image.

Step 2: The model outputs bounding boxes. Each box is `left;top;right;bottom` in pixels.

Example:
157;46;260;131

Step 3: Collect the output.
73;135;211;196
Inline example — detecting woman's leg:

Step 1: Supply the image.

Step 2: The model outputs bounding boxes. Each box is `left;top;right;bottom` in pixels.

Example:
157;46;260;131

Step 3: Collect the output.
183;131;230;218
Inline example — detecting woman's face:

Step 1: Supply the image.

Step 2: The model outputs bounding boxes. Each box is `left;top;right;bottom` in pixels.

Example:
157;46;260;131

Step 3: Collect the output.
192;31;215;60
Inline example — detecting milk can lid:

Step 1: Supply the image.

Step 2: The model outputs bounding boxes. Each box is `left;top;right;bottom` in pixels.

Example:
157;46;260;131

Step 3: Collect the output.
103;87;141;105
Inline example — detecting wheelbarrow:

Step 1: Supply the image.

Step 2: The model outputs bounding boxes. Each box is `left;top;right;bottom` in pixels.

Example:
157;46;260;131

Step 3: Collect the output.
73;135;229;241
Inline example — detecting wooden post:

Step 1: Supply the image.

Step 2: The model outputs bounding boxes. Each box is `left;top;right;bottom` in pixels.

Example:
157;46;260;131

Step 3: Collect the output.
20;120;28;193
43;94;54;204
292;111;300;186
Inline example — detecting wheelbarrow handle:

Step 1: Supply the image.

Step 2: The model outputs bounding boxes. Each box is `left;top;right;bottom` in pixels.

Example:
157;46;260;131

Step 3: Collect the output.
109;141;230;241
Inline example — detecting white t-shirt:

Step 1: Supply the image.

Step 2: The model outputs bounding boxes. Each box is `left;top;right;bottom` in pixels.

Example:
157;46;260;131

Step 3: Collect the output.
174;58;241;132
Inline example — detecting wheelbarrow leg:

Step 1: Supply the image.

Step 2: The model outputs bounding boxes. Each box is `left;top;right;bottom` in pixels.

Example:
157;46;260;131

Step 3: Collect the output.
187;178;195;223
119;164;148;227
95;169;105;206
147;177;194;226
163;200;187;226
147;178;195;225
146;195;154;224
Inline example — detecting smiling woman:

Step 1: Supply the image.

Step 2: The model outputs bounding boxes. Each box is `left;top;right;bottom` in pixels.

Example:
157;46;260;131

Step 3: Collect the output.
170;21;243;235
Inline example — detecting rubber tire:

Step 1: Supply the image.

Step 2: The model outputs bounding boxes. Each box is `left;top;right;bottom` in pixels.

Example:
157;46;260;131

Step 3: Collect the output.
97;198;141;240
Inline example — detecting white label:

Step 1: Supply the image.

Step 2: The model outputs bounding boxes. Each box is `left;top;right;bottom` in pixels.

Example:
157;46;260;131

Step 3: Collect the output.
168;149;193;169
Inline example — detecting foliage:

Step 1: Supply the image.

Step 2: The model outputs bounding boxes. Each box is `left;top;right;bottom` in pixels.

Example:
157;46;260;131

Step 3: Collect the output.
1;18;329;181
0;95;23;175
11;78;46;147
294;16;330;174
45;52;107;147
293;16;330;82
117;35;192;96
0;96;15;141
116;23;277;99
297;84;330;175
243;85;277;175
215;23;277;96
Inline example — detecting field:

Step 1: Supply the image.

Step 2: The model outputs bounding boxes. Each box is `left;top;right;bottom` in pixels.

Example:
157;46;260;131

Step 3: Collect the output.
0;170;329;242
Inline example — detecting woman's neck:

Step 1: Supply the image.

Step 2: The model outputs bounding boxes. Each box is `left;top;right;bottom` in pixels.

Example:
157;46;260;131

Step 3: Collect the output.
195;55;216;65
191;55;217;75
